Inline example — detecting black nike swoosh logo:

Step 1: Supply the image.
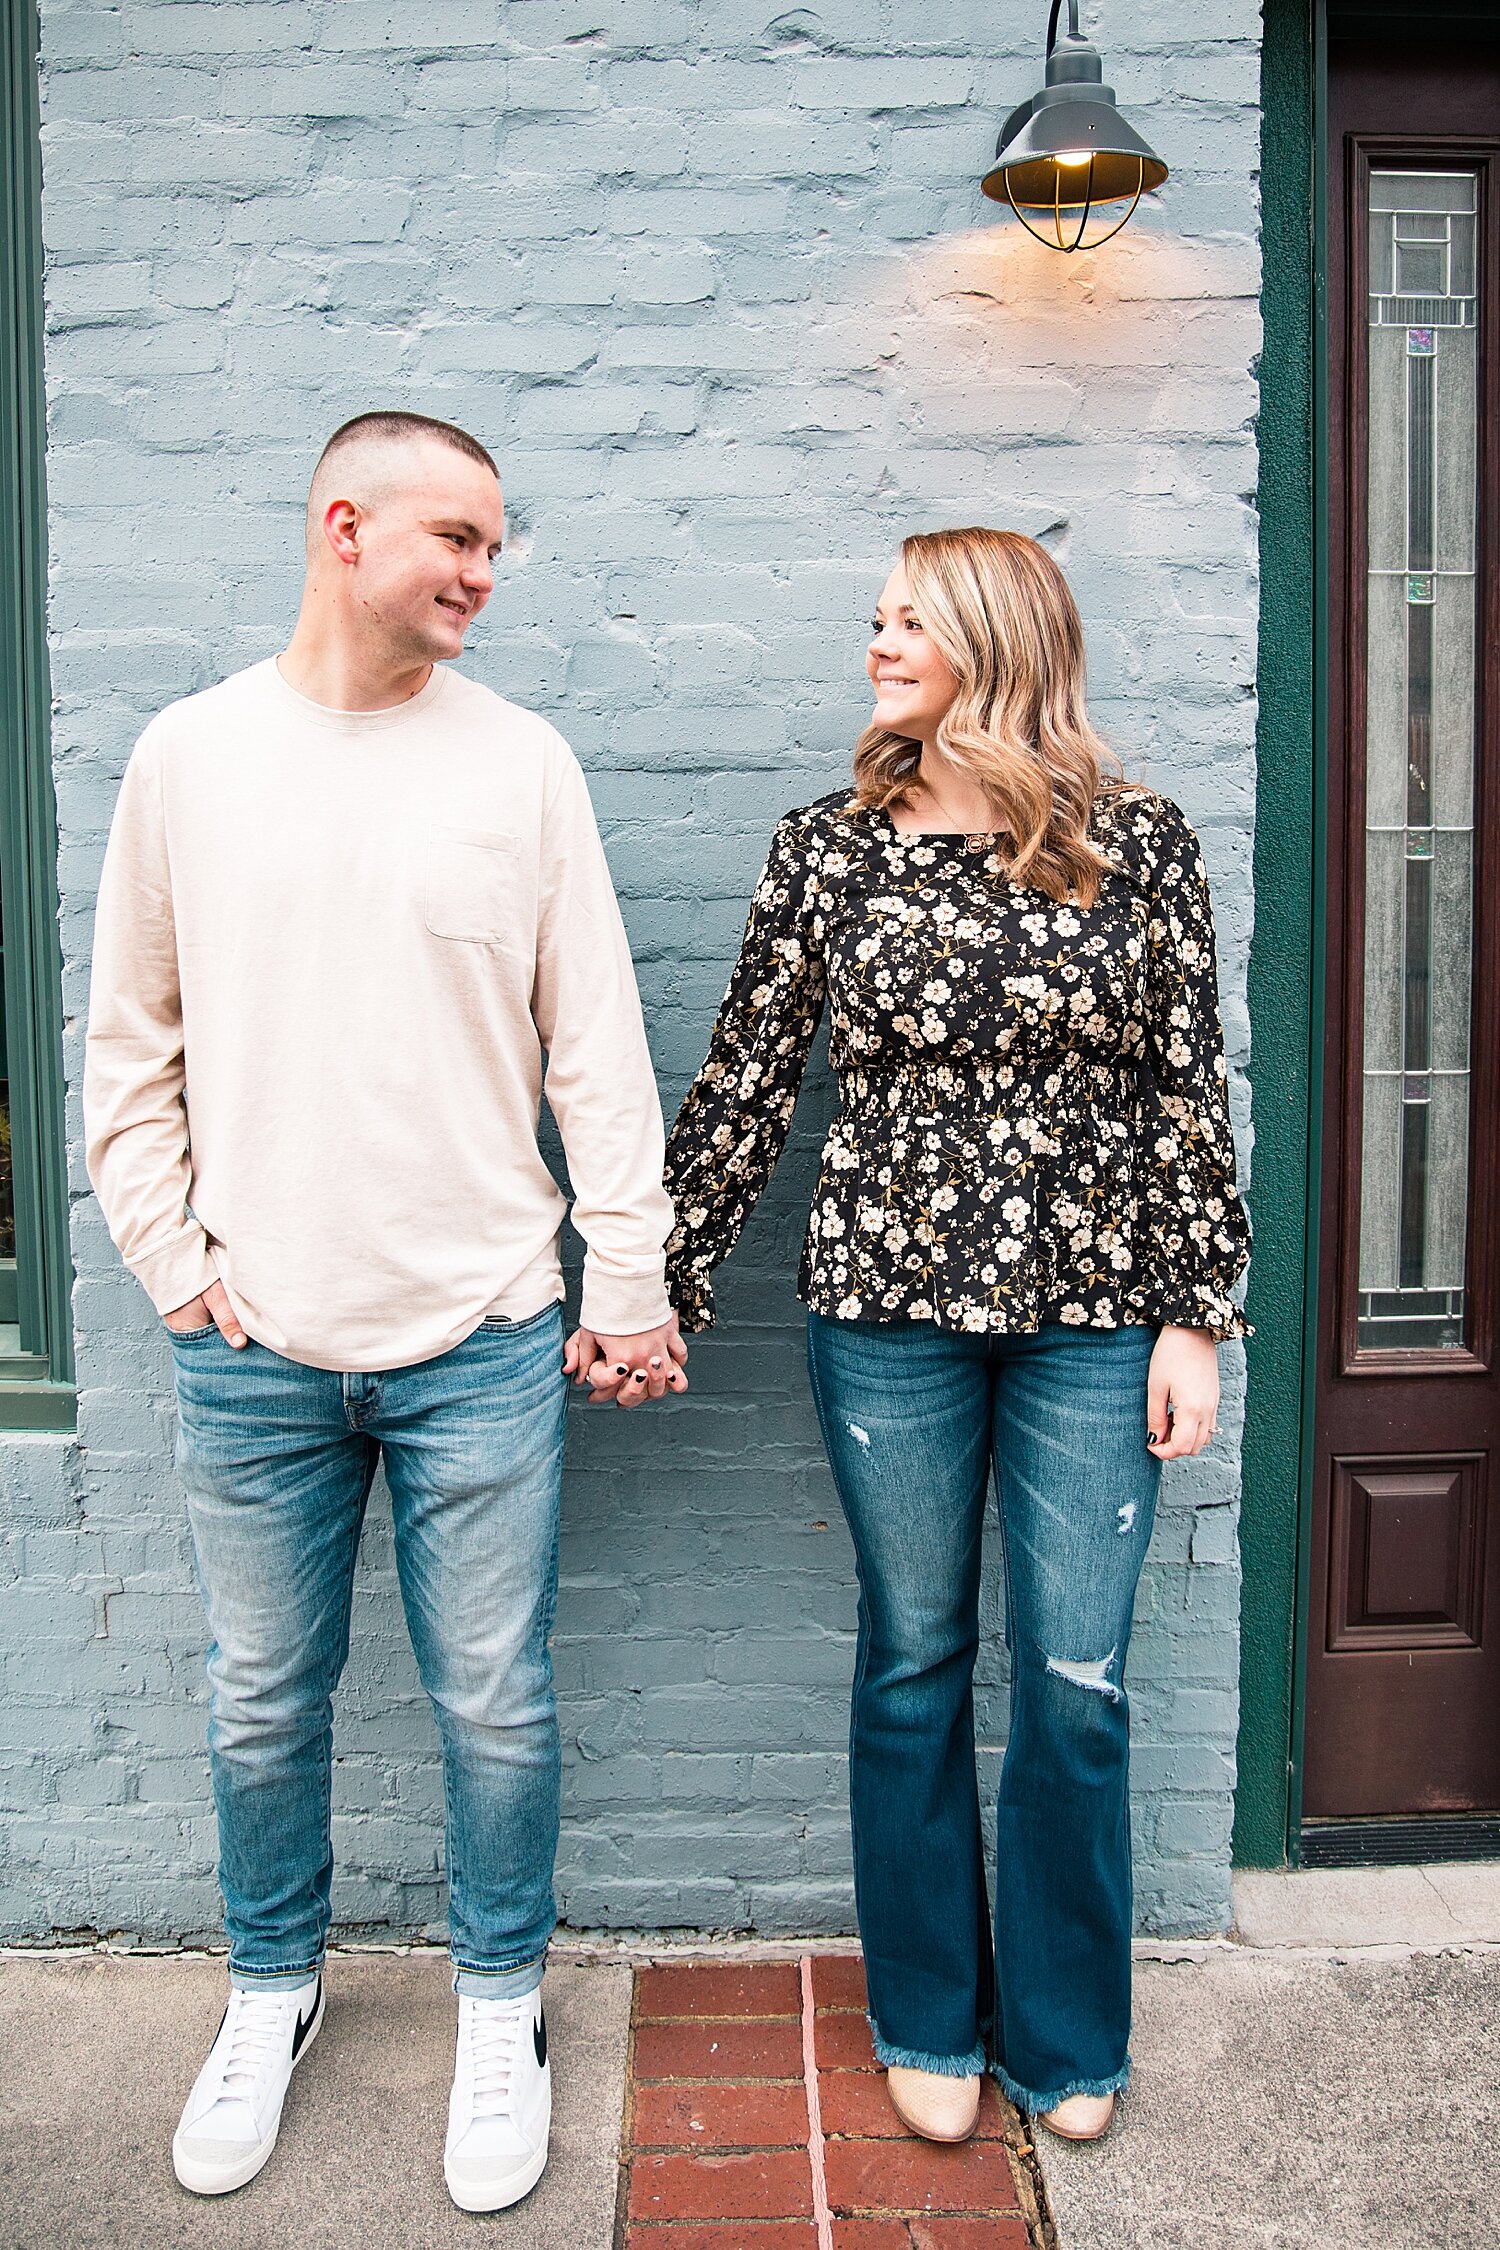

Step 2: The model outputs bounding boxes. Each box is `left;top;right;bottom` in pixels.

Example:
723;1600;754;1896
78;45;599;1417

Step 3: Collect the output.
533;2008;547;2069
291;1979;321;2060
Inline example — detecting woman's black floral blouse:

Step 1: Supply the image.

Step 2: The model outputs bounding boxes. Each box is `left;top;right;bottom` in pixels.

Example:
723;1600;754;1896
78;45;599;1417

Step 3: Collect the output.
662;785;1251;1340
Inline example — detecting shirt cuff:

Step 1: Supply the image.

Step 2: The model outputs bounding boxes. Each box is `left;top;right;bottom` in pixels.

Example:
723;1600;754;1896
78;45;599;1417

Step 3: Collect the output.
131;1227;219;1318
578;1259;673;1339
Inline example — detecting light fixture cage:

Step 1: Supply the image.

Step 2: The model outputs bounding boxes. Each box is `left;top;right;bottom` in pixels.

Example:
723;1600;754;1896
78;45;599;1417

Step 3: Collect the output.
981;0;1168;252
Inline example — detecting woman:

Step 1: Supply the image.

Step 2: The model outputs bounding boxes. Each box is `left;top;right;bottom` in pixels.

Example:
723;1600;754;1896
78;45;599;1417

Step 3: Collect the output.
657;528;1250;2145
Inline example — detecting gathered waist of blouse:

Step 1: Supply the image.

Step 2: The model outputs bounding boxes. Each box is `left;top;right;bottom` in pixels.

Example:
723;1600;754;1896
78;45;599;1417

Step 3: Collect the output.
833;1052;1143;1129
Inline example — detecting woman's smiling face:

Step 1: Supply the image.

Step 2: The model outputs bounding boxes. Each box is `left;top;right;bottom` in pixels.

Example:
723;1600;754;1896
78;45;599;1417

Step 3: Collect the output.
865;561;959;745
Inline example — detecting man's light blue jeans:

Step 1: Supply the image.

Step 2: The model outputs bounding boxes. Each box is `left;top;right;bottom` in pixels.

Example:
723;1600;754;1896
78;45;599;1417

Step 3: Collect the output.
171;1302;567;2000
806;1312;1162;2113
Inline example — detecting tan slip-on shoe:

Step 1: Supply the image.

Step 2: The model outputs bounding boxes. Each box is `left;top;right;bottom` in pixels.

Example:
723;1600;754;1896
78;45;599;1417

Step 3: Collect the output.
884;2066;982;2143
1038;2090;1116;2141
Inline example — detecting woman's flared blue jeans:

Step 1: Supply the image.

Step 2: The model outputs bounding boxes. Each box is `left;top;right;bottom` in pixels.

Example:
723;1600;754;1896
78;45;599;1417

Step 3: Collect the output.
806;1312;1161;2112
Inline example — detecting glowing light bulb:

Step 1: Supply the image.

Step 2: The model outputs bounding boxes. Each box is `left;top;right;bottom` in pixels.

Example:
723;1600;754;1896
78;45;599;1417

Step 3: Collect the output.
1054;150;1093;166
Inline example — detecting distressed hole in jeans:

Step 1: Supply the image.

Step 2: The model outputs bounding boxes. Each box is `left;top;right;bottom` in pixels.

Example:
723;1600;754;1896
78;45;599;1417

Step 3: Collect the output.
1045;1647;1122;1702
846;1422;871;1448
1116;1500;1137;1535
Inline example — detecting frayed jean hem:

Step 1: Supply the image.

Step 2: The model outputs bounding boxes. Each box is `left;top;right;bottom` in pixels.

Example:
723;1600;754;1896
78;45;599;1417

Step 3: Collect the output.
871;2018;987;2077
991;2058;1130;2113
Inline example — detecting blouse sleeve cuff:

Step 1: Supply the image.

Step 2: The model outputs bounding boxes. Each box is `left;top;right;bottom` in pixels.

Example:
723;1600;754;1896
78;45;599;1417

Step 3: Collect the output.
667;1265;718;1333
1147;1287;1252;1342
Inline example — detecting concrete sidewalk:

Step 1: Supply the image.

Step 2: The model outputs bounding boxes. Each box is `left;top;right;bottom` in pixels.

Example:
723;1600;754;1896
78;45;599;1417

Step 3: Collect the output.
1042;1867;1500;2250
3;1870;1499;2249
1040;1945;1500;2250
0;1951;630;2250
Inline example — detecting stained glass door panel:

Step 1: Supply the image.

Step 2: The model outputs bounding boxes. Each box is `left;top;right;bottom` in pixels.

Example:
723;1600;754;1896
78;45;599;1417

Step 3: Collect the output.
1357;169;1478;1353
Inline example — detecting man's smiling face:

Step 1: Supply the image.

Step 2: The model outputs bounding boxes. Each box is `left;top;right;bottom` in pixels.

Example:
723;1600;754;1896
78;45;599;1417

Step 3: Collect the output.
336;436;506;667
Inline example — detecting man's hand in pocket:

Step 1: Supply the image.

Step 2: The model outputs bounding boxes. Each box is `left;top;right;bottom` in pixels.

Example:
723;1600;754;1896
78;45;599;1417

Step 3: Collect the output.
164;1279;248;1348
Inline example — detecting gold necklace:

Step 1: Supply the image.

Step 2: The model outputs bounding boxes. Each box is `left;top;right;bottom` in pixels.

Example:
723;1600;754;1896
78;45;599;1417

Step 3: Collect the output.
916;767;997;854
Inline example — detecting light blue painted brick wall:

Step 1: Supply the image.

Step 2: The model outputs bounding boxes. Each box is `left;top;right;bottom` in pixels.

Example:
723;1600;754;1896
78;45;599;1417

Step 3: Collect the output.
2;0;1262;1946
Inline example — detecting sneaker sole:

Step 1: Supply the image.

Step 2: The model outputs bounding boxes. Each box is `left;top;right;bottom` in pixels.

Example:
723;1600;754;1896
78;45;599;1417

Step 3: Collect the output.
444;2127;550;2213
171;1983;325;2197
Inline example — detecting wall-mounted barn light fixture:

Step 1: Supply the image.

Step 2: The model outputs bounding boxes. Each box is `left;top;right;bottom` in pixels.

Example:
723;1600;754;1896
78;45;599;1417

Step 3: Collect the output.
981;0;1167;252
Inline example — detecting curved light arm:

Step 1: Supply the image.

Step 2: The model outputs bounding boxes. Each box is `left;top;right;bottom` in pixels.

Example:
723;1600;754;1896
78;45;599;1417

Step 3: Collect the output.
1045;0;1083;54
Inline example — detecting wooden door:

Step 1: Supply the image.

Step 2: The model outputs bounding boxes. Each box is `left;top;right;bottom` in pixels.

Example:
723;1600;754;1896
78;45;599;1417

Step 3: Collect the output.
1304;20;1500;1839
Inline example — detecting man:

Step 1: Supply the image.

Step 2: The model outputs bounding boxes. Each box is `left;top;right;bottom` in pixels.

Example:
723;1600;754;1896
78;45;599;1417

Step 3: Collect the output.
84;411;685;2210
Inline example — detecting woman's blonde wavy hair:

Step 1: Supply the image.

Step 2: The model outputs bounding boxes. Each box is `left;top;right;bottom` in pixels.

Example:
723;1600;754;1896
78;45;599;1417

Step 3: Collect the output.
851;527;1124;905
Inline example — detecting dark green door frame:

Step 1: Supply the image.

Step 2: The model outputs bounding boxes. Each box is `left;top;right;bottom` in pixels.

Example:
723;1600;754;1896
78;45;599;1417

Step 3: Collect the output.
1236;0;1495;1864
1;0;74;1426
1235;0;1325;1867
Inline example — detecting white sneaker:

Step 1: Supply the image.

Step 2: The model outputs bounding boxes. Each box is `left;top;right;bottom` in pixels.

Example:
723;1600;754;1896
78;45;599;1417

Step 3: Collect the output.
444;1988;551;2212
171;1975;323;2196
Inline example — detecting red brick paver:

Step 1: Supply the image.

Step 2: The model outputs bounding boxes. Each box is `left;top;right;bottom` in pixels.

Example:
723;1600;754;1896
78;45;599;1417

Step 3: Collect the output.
633;2079;810;2150
813;2007;879;2070
828;2228;1034;2250
634;2015;805;2081
823;2138;1020;2217
810;1953;869;2011
618;1956;1044;2248
627;2228;818;2248
629;2149;816;2223
638;1961;802;2019
910;2222;1035;2248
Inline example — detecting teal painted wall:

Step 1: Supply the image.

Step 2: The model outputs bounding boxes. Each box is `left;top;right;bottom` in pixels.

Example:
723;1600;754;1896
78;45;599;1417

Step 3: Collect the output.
7;0;1267;1943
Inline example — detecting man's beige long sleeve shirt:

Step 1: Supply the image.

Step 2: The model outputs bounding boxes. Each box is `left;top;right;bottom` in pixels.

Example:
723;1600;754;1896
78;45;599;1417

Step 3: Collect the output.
84;658;674;1371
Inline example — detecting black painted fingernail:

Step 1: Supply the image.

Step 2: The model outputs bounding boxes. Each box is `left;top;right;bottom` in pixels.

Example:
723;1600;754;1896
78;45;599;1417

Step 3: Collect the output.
615;1364;628;1375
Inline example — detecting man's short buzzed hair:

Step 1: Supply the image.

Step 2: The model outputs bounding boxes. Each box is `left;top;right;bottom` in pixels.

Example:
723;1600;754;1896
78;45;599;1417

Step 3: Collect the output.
305;411;499;562
314;410;497;483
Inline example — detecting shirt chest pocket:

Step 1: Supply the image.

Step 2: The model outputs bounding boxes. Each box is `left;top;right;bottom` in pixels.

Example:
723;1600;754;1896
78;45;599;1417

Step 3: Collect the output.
424;827;520;945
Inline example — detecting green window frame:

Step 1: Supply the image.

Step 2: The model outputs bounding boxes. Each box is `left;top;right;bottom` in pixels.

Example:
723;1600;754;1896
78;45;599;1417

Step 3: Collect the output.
1;0;74;1429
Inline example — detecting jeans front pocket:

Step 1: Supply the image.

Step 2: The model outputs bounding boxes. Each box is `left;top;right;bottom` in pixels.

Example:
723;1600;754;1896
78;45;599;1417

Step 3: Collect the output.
424;826;520;944
476;1303;562;1337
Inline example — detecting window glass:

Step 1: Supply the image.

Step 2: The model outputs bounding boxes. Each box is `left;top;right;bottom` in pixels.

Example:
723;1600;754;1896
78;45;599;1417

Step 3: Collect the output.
1357;169;1479;1351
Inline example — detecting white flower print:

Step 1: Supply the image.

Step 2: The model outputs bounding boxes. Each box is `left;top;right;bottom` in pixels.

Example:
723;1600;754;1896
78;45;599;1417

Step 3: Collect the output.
662;789;1251;1340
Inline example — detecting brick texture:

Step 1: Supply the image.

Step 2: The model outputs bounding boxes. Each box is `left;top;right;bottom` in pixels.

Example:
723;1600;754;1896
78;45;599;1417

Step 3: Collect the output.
629;2150;816;2223
638;1960;803;2018
628;2229;818;2250
4;0;1262;1946
633;2079;811;2150
823;2140;1020;2217
621;1958;1034;2243
634;2016;805;2083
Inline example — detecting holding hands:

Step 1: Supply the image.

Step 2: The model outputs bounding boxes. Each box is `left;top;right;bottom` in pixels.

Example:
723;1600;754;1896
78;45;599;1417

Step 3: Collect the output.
563;1317;688;1407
